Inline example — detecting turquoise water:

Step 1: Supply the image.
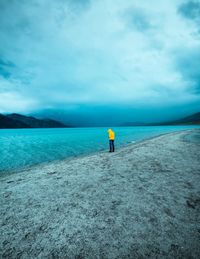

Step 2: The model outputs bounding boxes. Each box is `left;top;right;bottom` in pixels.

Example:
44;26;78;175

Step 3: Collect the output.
0;126;199;173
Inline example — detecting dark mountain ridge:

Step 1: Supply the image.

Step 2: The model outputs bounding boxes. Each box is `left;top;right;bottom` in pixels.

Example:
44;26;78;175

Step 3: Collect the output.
0;113;68;129
0;114;30;129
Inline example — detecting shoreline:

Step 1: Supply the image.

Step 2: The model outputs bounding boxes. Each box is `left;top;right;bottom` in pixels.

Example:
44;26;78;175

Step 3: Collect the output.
1;129;200;258
0;128;196;177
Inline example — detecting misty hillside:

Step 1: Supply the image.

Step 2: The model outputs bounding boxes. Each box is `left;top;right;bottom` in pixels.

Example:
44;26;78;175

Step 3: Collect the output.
153;112;200;126
170;112;200;125
123;112;200;126
0;114;68;129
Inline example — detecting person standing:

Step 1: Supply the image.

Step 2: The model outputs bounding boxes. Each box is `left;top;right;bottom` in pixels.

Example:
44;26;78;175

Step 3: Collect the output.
108;129;115;152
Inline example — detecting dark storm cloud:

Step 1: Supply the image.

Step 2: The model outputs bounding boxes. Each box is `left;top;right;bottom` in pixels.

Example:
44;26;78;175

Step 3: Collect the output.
178;0;200;21
175;47;200;93
0;58;15;79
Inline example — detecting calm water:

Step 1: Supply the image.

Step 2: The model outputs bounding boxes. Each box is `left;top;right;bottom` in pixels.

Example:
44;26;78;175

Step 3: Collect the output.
0;126;199;173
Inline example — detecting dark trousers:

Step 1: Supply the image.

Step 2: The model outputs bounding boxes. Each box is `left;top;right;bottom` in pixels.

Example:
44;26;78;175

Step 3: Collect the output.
109;140;115;152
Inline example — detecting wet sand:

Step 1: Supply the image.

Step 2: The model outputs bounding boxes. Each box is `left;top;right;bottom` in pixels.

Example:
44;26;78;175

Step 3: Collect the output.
0;129;200;258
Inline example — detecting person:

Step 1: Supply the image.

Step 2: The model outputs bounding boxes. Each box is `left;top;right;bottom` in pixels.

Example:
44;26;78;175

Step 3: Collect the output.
108;128;115;152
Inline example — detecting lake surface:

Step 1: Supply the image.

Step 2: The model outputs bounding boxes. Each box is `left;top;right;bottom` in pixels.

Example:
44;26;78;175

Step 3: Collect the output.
0;126;199;173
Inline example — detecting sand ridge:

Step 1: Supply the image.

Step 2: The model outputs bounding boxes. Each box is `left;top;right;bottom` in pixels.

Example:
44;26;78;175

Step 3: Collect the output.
0;129;200;258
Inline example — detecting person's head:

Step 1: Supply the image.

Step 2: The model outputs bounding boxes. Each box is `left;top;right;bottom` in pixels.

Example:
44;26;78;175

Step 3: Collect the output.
108;128;112;132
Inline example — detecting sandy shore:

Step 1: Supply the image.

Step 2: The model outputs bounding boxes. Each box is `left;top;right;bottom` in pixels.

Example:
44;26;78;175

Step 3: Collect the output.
0;129;200;258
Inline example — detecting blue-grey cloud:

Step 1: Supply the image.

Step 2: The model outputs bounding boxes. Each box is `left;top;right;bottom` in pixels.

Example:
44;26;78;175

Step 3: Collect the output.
174;47;200;94
0;58;15;79
0;0;200;122
124;8;152;32
178;0;200;20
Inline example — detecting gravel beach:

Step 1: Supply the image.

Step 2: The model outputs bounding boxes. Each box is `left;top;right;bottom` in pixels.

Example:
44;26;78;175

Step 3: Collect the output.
0;129;200;259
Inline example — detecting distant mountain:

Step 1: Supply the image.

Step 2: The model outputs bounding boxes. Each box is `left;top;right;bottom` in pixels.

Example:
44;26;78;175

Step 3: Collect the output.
121;122;147;126
0;113;68;129
166;112;200;125
0;114;30;129
123;112;200;126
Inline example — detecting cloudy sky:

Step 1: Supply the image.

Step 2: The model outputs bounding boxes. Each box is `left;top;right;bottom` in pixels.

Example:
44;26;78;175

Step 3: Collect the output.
0;0;200;125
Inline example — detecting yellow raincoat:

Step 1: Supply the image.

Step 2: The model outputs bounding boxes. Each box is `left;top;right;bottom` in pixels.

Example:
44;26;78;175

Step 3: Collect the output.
108;129;115;140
